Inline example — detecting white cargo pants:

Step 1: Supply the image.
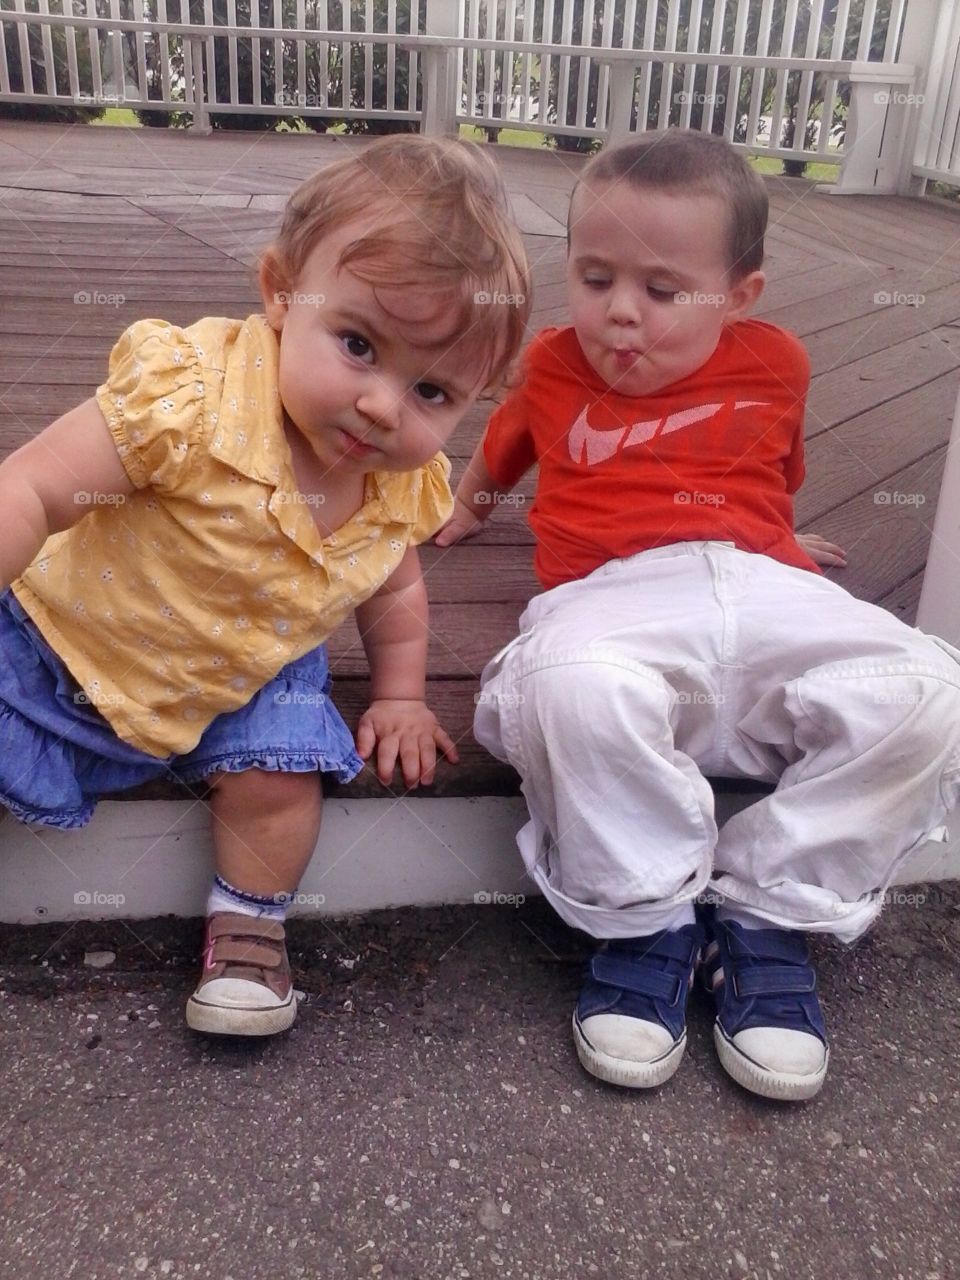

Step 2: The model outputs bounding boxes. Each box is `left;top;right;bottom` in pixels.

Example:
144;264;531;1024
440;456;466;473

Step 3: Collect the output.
474;543;960;942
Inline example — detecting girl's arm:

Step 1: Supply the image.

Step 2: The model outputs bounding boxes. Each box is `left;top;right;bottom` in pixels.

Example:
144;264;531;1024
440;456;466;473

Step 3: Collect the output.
434;439;512;547
0;398;135;590
354;546;459;788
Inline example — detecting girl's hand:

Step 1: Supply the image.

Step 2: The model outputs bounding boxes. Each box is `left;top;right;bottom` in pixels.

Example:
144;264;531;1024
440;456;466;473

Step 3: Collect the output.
434;497;486;547
797;532;847;568
356;699;460;788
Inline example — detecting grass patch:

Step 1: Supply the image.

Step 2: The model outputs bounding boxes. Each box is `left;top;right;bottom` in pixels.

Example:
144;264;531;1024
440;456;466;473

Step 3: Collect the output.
750;155;841;180
91;107;141;127
459;124;550;148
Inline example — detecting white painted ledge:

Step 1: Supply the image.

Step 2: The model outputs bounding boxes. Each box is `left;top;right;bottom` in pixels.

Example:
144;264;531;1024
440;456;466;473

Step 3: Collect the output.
3;793;959;925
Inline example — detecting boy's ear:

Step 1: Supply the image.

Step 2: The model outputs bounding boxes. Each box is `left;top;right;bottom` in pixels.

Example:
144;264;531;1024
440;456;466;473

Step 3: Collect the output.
259;249;292;331
724;270;765;323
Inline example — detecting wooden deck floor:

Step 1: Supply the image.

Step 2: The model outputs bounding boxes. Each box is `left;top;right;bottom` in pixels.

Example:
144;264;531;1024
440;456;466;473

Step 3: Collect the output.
3;121;960;793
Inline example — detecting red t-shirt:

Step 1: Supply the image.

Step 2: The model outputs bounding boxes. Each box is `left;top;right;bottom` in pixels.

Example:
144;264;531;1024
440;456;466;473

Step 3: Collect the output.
483;319;819;590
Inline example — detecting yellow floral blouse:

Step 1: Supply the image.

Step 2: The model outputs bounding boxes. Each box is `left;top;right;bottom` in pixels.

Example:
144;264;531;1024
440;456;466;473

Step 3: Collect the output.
13;315;453;758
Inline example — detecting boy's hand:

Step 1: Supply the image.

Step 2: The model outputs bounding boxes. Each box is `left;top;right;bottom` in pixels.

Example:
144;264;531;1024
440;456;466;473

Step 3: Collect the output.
797;532;847;568
356;699;460;788
434;497;486;547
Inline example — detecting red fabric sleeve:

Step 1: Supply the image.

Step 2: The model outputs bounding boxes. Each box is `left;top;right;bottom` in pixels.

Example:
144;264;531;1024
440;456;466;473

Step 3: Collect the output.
784;423;806;495
482;382;537;489
781;332;811;495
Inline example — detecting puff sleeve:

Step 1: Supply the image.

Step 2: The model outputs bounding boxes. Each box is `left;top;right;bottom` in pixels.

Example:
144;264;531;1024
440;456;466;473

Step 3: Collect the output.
407;453;455;546
95;319;205;493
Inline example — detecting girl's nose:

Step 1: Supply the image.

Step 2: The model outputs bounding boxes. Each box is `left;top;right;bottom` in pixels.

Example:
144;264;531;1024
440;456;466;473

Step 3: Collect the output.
356;378;401;431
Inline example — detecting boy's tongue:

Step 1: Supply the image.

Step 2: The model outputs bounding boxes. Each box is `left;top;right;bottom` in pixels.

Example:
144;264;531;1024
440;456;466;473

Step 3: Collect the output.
613;348;642;368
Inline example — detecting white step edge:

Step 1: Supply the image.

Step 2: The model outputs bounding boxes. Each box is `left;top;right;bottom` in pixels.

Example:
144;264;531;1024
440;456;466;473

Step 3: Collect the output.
3;793;959;925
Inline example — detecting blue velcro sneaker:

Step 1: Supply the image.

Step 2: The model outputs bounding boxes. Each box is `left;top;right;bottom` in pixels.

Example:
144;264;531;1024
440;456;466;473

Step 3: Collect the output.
573;924;704;1088
701;915;829;1101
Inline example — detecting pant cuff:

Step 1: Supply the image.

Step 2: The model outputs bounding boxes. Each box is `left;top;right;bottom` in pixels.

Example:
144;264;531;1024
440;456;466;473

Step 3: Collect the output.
708;874;882;942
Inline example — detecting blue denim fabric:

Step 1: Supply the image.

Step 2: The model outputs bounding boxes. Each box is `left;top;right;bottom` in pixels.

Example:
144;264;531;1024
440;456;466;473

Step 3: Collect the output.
0;590;363;829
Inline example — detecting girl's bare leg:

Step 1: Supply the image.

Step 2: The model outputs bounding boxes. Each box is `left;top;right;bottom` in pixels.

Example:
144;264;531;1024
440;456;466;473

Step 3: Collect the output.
186;769;323;1037
208;768;323;895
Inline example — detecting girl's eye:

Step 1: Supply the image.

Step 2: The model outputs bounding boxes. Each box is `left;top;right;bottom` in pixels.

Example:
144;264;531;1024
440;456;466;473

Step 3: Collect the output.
415;381;447;406
648;285;679;301
584;276;610;289
342;333;373;360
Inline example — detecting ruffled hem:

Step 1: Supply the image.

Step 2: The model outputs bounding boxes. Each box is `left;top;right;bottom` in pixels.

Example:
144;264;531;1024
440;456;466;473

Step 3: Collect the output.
0;788;94;831
176;748;365;787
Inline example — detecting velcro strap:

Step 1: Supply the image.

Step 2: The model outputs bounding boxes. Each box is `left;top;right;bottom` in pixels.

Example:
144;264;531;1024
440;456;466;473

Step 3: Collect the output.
590;954;682;1004
212;939;283;969
208;914;285;942
734;964;816;998
728;929;809;965
643;930;701;964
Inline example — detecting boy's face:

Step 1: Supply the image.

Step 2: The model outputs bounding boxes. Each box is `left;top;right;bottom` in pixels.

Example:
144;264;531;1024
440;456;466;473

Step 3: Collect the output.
261;223;488;479
566;180;764;397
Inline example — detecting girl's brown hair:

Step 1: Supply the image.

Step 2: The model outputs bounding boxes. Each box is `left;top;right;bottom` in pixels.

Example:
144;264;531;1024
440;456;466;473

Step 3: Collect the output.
268;135;531;394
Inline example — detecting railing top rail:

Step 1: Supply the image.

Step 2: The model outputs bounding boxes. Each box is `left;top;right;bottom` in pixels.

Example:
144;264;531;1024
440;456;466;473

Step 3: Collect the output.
0;10;911;80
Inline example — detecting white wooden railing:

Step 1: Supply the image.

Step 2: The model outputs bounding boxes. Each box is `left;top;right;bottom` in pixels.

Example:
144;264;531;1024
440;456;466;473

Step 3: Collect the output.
910;0;960;188
0;0;957;195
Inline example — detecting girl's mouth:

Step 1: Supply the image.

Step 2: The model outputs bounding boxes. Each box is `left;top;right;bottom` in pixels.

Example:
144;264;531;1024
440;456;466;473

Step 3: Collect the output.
338;428;377;457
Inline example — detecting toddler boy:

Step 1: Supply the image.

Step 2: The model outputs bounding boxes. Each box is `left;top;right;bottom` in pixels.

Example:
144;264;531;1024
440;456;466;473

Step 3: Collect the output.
438;130;960;1100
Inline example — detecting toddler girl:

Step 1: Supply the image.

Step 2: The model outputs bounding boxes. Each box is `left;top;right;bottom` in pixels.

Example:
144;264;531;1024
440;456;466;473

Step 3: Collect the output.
0;135;530;1037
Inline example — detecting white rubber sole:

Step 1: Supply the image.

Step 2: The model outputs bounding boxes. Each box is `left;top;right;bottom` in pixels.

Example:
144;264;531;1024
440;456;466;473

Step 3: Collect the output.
186;992;297;1037
572;1013;686;1089
714;1023;828;1101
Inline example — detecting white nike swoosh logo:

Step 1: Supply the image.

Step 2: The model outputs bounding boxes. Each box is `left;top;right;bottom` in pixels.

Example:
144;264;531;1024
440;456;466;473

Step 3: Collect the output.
568;401;770;466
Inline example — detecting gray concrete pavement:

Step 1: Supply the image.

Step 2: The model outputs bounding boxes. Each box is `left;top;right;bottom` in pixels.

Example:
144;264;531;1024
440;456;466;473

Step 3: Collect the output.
1;892;959;1280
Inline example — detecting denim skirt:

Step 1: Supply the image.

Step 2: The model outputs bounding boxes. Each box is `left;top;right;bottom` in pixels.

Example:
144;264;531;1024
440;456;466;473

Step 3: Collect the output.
0;590;364;829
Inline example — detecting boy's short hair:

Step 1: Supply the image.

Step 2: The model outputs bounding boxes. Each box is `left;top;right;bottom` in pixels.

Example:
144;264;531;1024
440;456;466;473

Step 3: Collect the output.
270;135;531;394
573;129;768;280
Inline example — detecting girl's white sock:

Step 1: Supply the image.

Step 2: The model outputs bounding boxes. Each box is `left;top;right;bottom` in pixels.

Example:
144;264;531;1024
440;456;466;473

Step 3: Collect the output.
207;873;291;921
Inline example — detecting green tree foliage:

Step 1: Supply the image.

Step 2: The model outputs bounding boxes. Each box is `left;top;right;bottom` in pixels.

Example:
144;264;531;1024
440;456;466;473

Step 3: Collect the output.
497;0;895;160
203;0;419;132
131;0;190;126
0;0;105;122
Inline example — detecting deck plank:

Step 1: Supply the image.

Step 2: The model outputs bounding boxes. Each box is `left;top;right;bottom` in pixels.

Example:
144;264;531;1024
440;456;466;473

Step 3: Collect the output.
769;278;960;364
807;332;960;436
796;448;946;602
798;372;959;521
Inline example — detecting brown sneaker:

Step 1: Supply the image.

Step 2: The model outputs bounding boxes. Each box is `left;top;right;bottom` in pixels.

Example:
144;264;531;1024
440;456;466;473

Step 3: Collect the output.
186;912;297;1036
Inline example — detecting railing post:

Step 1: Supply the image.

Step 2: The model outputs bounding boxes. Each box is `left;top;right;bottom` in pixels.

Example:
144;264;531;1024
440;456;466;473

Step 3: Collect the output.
420;0;458;135
894;0;951;195
604;59;637;147
187;34;211;135
830;0;947;196
828;62;916;195
917;382;960;644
